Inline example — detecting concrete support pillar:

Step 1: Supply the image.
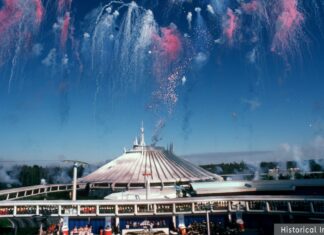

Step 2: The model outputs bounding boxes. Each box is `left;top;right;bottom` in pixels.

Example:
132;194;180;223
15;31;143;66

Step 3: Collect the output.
72;163;78;201
310;202;315;214
265;202;270;212
206;211;210;235
172;215;176;228
115;216;120;233
228;213;232;223
134;204;138;215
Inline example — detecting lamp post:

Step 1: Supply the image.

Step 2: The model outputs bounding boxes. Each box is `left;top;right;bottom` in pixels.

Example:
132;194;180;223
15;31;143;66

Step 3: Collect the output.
63;160;88;201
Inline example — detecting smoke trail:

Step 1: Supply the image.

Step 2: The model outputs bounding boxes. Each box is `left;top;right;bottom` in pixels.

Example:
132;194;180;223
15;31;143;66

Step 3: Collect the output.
132;9;157;85
0;0;44;91
186;12;192;30
8;20;23;93
0;165;20;185
206;4;215;15
115;1;140;84
60;12;70;50
42;48;57;66
151;118;165;146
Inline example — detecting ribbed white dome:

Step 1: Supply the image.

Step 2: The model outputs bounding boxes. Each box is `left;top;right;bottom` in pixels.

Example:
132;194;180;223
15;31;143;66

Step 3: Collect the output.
80;146;222;188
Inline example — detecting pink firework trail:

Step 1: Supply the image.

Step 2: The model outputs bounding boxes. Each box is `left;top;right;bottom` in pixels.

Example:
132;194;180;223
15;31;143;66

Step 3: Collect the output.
0;0;23;35
223;8;237;43
150;27;184;114
58;0;72;14
60;12;70;50
34;0;44;24
153;27;182;63
152;26;182;80
241;0;259;13
271;0;304;54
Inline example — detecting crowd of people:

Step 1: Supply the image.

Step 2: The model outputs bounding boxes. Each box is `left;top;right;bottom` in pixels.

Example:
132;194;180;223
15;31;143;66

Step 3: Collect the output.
70;225;94;235
124;219;168;230
80;206;96;214
39;223;60;235
38;224;94;235
175;203;192;212
0;206;13;215
185;221;241;235
16;206;37;214
118;205;134;214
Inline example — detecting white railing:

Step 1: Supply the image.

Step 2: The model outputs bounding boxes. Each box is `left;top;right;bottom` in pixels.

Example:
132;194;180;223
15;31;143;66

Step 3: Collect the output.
0;184;80;200
0;195;323;217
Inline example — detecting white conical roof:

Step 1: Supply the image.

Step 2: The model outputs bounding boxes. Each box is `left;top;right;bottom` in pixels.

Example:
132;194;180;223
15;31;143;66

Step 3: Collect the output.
80;145;222;188
80;125;222;188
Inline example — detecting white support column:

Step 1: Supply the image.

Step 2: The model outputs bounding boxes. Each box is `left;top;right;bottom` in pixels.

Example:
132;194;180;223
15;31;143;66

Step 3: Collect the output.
245;201;250;212
13;206;17;216
115;205;118;216
115;216;120;232
228;213;232;223
172;215;176;228
206;211;210;235
36;205;40;216
266;202;270;213
287;202;292;213
228;201;233;212
96;205;99;216
309;202;315;214
72;163;78;201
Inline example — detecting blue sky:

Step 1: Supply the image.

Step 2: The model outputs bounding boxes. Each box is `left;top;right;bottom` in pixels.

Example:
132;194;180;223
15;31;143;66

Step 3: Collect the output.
0;0;324;163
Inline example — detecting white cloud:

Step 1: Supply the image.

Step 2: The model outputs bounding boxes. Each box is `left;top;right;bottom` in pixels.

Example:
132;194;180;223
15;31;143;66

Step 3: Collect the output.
186;12;192;29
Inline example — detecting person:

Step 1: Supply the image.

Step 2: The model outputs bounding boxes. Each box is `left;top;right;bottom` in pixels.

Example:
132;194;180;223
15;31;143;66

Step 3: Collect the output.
88;225;93;235
71;226;78;235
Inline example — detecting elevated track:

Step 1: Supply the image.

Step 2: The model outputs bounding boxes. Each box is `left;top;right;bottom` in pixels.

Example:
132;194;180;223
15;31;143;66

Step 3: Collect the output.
1;195;324;218
0;184;82;201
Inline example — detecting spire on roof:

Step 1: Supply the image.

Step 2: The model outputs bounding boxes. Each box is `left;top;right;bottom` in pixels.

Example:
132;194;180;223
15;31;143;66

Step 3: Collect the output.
133;136;139;146
140;121;145;146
